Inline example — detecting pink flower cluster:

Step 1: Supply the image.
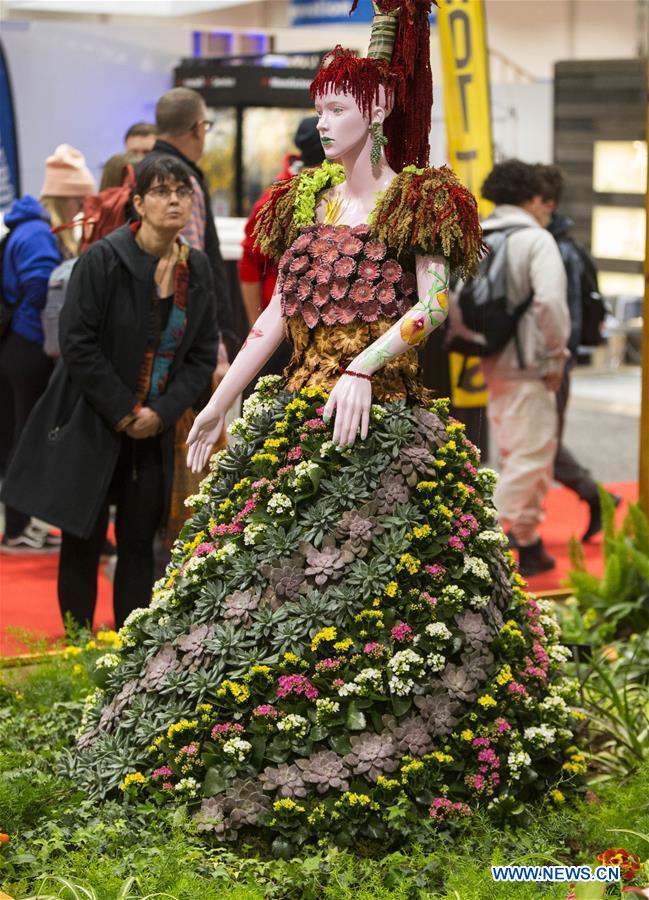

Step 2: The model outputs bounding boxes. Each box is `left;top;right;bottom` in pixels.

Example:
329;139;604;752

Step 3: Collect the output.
429;797;473;821
448;536;465;552
315;657;344;673
276;673;319;701
420;591;438;607
152;766;173;780
494;717;511;734
424;563;447;579
465;738;501;794
211;722;244;740
363;642;386;657
525;597;547;641
521;640;550;683
178;742;199;756
287;446;303;461
453;511;479;542
391;622;413;642
253;704;280;718
507;681;528;697
192;542;216;557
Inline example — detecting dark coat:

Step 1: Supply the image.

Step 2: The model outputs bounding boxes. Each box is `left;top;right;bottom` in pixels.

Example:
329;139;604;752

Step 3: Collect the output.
0;225;217;539
145;140;239;360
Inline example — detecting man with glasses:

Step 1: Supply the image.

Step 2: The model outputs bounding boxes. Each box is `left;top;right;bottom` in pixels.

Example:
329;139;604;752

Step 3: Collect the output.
145;87;237;361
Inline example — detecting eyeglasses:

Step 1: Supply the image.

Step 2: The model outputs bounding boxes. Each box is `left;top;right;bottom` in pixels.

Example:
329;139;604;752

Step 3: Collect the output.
193;119;214;133
146;185;194;201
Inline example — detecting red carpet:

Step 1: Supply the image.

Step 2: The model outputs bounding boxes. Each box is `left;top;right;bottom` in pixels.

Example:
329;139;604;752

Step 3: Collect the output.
0;481;638;656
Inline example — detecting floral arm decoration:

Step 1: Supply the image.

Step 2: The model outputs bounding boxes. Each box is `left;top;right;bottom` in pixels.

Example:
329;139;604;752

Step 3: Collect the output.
348;255;449;375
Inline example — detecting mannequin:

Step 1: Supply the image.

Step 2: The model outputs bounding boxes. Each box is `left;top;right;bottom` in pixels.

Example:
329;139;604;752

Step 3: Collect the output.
187;86;449;469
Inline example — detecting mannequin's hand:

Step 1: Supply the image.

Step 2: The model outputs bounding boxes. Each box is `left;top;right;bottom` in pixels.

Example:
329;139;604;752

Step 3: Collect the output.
187;400;225;473
322;374;372;447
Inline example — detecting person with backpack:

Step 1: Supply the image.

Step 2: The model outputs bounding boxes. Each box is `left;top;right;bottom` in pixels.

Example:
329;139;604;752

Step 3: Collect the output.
469;160;569;576
533;164;619;541
0;144;95;553
1;154;218;629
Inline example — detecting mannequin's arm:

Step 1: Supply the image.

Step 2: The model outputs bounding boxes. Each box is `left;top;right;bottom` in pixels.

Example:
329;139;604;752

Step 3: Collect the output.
323;255;449;446
187;290;285;472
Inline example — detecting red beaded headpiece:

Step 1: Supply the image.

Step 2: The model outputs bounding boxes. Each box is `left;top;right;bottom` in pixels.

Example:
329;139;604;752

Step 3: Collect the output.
310;0;436;172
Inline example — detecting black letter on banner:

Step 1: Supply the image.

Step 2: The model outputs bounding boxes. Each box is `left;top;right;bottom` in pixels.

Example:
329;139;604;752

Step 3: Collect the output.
449;9;472;132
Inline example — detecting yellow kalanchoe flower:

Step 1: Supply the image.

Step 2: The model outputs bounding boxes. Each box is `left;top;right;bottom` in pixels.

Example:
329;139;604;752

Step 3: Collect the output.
311;627;337;652
120;772;146;791
412;524;432;540
273;798;305;813
167;719;199;740
216;681;250;704
397;553;421;575
496;664;513;686
96;629;122;648
461;729;475;741
477;695;497;709
550;789;565;804
333;637;353;652
63;645;83;658
384;581;398;598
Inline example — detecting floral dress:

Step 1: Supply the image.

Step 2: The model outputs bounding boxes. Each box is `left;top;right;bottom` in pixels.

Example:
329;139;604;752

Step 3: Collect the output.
73;163;580;852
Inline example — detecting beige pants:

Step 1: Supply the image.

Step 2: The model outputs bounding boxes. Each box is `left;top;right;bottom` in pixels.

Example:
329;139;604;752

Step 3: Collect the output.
487;378;558;546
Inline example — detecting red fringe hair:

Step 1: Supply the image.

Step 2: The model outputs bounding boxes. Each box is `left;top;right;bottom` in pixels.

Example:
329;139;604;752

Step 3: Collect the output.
310;0;436;171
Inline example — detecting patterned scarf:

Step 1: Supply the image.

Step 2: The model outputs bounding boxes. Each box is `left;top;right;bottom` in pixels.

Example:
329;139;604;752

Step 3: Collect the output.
130;221;190;404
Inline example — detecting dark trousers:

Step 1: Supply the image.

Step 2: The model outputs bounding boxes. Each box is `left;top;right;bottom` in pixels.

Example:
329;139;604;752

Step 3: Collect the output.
58;435;164;630
0;331;53;537
554;365;598;503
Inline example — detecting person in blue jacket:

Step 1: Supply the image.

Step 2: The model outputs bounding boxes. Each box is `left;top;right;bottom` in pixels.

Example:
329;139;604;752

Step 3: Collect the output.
0;144;95;552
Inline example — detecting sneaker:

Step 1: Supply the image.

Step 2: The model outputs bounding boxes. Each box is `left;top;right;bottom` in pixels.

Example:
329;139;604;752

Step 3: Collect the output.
582;493;622;543
0;526;59;554
24;522;62;548
517;538;555;578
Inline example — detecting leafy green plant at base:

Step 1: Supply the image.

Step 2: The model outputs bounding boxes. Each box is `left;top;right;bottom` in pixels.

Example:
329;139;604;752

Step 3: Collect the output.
568;490;649;642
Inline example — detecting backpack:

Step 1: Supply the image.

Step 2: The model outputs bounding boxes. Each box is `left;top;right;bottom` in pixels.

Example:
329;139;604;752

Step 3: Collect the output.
571;241;607;347
78;163;136;252
42;258;77;358
446;225;533;368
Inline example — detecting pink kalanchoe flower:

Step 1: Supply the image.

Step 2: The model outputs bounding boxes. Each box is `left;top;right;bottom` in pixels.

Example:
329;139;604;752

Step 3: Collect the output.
424;563;447;579
448;536;465;552
276;674;319;701
253;704;279;717
193;542;215;557
381;259;403;284
391;622;414;642
162;782;175;791
315;657;342;672
507;681;527;696
332;678;345;688
421;591;438;607
363;642;385;655
462;463;478;477
305;418;325;430
358;259;381;283
333;256;356;278
277;465;294;477
287;446;303;461
152;766;173;780
211;723;243;739
495;718;511;733
315;406;325;415
364;238;387;262
472;737;491;748
179;742;199;756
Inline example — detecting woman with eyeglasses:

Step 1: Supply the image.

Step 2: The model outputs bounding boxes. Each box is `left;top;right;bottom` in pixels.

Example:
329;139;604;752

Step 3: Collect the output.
1;155;218;630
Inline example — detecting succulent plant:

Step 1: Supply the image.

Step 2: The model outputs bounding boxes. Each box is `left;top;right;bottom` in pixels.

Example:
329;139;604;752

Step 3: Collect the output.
260;763;308;799
262;555;307;601
412;408;449;450
175;623;215;672
295;751;351;794
382;714;435;757
96;679;141;731
223;589;259;627
389;445;437;486
223;778;271;830
343;731;399;782
375;472;410;514
455;611;492;650
302;537;354;586
139;645;180;692
194;796;229;837
440;663;479;702
463;649;495;684
414;691;463;737
335;503;384;558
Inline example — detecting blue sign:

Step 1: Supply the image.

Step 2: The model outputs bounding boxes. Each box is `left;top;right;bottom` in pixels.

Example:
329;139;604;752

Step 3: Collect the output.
0;40;20;211
290;0;436;27
291;0;375;26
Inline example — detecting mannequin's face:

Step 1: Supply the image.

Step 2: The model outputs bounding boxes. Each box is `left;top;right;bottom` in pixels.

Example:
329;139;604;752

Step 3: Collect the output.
314;89;373;161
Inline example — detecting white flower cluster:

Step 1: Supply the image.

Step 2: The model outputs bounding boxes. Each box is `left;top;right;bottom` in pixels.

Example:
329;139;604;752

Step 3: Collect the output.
243;522;267;546
426;652;446;672
477;468;499;490
551;678;579;700
388;649;424;676
185;489;210;509
319;440;336;458
463;556;491;582
119;606;151;645
388;675;415;696
290;460;321;489
256;374;283;394
476;530;509;547
174;777;200;796
276;714;309;739
548;644;572;664
535;598;555;615
77;687;105;735
370;405;385;421
539;614;562;640
523;724;557;748
150;588;174;609
95;653;120;670
223;737;252;763
267;492;293;515
227;416;249;439
337;681;362;697
469;594;490;610
440;584;465;609
315;698;340;721
425;622;452;642
354;668;383;693
507;748;532;776
539;694;569;716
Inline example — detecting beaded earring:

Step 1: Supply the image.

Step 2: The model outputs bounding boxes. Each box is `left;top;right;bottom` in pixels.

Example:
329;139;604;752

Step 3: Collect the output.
370;122;388;166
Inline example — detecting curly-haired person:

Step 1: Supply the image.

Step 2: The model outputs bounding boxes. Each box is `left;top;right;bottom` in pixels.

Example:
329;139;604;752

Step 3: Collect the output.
479;160;570;576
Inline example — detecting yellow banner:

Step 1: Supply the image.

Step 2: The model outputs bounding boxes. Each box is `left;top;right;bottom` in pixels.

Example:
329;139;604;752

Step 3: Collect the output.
438;0;493;408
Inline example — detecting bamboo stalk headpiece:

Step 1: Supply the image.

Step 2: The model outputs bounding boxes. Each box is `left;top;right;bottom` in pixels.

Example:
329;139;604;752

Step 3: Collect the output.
310;0;436;171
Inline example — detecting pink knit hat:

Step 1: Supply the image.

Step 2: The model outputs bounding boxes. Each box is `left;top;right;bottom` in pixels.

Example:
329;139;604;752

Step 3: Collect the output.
41;144;96;197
